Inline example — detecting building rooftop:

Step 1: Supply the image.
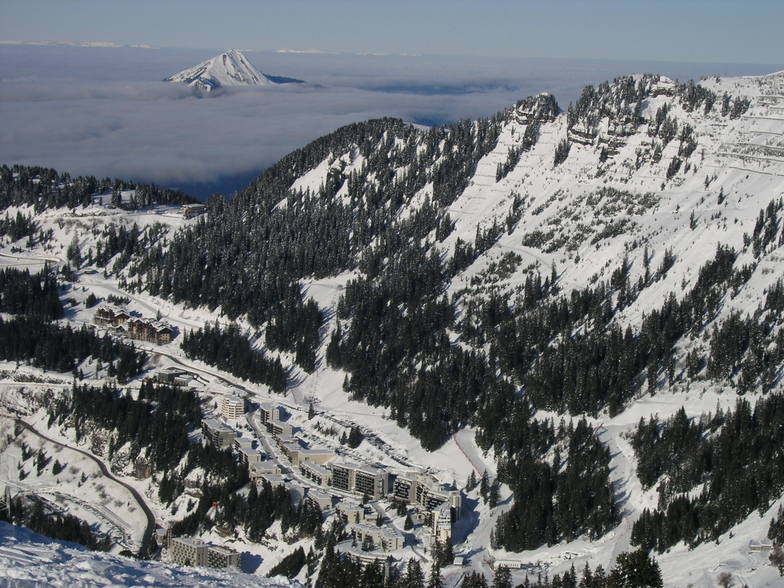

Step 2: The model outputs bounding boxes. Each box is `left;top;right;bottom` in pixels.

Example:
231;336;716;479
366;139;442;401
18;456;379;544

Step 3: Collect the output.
301;462;331;476
202;418;234;433
238;447;260;460
350;522;403;540
281;441;301;453
336;544;391;562
308;489;332;500
171;536;206;547
301;447;334;456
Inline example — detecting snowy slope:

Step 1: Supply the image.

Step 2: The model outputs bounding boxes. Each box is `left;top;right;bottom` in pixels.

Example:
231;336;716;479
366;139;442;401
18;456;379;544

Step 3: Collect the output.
166;49;274;92
4;69;784;587
262;70;784;586
0;522;302;587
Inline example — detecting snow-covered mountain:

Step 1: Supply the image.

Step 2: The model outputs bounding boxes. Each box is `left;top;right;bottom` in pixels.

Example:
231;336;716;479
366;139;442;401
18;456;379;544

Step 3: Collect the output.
166;49;274;92
0;522;301;587
3;69;784;587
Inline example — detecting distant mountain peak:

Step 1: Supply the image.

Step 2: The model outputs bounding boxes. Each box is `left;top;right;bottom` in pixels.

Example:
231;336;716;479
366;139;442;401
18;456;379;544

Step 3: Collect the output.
166;49;274;91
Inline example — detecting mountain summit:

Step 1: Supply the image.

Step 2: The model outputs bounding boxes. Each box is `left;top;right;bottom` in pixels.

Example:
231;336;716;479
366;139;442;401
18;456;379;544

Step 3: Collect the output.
166;49;274;91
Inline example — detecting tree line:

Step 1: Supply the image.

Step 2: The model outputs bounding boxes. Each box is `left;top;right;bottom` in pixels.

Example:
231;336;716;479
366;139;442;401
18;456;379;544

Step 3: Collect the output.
0;316;145;380
0;164;195;211
0;267;63;320
630;394;784;552
1;495;111;551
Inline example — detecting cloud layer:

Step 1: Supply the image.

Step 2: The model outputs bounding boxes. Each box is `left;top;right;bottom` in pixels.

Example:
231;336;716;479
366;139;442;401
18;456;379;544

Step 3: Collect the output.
1;45;780;197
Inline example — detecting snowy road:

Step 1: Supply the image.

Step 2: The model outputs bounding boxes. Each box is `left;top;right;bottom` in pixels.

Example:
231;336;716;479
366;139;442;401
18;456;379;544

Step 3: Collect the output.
8;416;156;557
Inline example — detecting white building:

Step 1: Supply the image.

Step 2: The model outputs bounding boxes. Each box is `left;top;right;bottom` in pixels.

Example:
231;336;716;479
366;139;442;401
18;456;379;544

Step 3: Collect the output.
207;545;240;569
169;537;208;567
257;473;286;489
249;460;281;480
168;538;239;569
431;503;452;543
307;489;332;511
220;396;245;419
300;461;332;486
348;522;404;552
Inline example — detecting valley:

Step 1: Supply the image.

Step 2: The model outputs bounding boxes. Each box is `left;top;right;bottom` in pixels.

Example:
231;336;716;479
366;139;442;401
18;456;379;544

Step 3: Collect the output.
1;68;784;587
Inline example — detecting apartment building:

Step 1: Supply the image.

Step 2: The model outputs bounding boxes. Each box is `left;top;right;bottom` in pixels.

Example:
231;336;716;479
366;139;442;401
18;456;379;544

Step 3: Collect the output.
329;461;387;499
269;421;294;438
234;438;254;453
169;537;207;567
299;448;335;465
336;545;391;580
249;460;281;480
431;503;452;543
336;501;365;524
237;447;262;465
300;461;332;486
306;489;332;511
220;396;245;419
348;522;404;552
257;473;286;489
201;418;236;449
168;538;239;569
393;472;461;517
259;401;283;426
206;545;240;569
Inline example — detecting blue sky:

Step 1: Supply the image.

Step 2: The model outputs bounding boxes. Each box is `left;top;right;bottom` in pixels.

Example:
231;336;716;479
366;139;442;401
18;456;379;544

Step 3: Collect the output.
3;0;783;64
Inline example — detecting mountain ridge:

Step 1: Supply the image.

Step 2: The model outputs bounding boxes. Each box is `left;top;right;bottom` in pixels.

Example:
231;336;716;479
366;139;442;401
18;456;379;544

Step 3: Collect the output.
2;68;784;586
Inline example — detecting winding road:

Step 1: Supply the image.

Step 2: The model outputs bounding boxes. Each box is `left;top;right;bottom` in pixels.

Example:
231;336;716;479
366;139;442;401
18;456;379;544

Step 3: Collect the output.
8;416;156;557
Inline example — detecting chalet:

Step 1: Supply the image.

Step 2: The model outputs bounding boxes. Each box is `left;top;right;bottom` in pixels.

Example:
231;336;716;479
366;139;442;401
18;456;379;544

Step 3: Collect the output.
181;204;207;219
126;317;175;345
94;305;130;327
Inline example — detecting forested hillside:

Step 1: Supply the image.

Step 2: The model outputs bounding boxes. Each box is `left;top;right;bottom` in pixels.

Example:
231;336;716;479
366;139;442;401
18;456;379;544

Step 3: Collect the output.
2;69;784;582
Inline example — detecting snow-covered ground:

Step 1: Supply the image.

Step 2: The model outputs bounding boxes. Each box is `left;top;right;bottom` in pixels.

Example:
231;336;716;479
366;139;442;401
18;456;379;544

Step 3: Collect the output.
0;522;301;587
2;70;784;585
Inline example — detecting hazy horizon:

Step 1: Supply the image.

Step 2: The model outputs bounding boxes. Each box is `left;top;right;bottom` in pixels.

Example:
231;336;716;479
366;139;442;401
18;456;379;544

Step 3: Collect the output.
1;43;781;199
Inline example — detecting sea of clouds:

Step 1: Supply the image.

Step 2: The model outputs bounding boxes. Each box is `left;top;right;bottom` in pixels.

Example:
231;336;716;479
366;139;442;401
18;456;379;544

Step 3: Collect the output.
0;44;780;198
